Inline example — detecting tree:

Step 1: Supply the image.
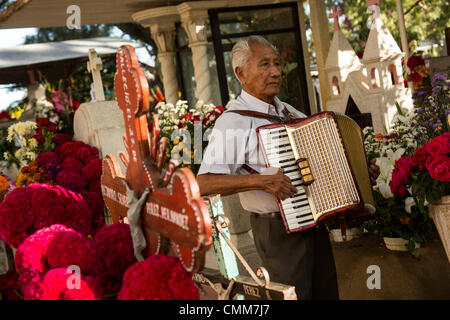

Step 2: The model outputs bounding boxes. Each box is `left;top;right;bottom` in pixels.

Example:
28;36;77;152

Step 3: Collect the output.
324;0;450;57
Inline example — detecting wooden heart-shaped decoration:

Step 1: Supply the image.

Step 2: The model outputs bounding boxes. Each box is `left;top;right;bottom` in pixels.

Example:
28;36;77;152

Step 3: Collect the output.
100;45;212;273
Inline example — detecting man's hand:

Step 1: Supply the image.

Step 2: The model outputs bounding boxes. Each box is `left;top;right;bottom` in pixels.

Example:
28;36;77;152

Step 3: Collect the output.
261;168;298;201
368;158;380;186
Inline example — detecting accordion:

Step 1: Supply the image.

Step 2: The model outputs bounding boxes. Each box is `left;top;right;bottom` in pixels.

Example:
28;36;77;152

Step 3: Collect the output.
256;111;377;234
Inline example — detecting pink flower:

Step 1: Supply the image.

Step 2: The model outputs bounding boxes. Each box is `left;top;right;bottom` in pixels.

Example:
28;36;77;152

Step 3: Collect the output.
390;156;413;196
426;155;450;182
426;132;450;156
24;268;103;300
118;254;199;300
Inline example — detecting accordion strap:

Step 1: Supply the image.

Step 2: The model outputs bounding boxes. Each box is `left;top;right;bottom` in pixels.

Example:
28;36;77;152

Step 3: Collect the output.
226;108;299;124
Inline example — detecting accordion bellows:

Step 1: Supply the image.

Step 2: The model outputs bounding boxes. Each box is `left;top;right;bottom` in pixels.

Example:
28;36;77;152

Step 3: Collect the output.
257;112;376;233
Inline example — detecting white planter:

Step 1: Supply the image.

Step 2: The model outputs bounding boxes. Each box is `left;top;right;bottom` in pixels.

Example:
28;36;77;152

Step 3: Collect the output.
383;237;420;252
330;227;363;242
429;195;450;263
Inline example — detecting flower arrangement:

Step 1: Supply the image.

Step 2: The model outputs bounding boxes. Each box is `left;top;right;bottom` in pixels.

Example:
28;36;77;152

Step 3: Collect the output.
151;100;224;175
0;183;95;248
4;121;38;165
15;161;53;187
118;254;199;300
364;74;449;255
407;55;430;91
411;74;449;143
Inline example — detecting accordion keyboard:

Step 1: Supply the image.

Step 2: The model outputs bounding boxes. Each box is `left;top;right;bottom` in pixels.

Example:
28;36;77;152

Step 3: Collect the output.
259;127;315;231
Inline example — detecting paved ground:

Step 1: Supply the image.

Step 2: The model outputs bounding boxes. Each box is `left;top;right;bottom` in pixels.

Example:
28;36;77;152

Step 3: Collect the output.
2;231;449;300
332;231;450;300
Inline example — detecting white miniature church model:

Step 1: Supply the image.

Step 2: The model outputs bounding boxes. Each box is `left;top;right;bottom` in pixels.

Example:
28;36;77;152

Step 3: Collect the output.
325;0;414;134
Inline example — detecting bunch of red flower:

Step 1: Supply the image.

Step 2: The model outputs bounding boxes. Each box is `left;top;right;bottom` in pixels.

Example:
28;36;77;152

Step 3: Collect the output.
32;118;58;145
35;139;104;233
390;132;450;196
407;55;426;83
14;224;103;300
0;183;94;248
118;254;199;300
92;223;137;295
12;222;137;300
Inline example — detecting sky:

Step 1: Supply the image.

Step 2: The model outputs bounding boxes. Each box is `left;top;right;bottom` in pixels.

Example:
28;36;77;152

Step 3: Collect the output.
0;27;154;111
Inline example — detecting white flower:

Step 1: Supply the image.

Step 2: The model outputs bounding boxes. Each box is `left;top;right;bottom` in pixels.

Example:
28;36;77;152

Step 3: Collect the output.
376;181;394;199
405;197;416;214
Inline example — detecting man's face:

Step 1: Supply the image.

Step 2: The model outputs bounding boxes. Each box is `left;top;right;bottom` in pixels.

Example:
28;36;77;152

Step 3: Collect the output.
236;43;282;104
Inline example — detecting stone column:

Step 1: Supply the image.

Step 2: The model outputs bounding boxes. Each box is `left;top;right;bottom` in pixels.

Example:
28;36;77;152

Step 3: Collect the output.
309;0;332;110
149;23;179;105
181;10;213;104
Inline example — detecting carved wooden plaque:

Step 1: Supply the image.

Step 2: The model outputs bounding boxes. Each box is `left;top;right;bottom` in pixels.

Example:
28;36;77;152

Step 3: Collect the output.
101;45;212;272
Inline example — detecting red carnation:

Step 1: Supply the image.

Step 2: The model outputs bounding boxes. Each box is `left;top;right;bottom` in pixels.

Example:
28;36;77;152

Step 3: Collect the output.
77;147;99;165
47;122;57;133
426;132;450;156
118;254;199;300
390;156;413;196
23;268;103;300
88;178;102;195
36;118;49;127
61;157;84;174
82;158;102;182
407;55;425;70
0;184;94;248
411;145;429;170
426;155;450;182
93;223;136;295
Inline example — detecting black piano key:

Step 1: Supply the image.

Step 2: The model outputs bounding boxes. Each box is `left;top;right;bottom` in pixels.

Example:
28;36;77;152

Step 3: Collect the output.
291;178;302;183
284;168;298;174
268;129;285;134
290;193;306;199
293;204;310;210
295;213;313;218
279;158;295;163
271;134;288;140
291;198;307;203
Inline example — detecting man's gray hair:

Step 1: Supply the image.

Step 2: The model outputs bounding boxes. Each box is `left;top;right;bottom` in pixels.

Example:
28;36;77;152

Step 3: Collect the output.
231;35;279;81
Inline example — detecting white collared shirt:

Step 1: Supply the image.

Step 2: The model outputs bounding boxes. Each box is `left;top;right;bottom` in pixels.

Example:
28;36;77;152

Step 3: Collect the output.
198;90;306;213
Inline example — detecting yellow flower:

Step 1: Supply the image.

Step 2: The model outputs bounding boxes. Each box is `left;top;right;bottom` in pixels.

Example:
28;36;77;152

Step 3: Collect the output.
173;140;179;145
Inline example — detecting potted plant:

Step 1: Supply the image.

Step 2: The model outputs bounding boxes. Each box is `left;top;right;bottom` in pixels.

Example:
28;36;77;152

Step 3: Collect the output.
362;105;433;256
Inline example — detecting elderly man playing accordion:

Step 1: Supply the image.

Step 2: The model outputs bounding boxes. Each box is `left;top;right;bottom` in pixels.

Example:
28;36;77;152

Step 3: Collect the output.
197;35;380;300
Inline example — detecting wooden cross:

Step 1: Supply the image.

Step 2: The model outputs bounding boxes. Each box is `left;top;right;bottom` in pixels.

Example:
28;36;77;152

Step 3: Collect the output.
329;6;342;31
367;0;381;19
87;48;106;102
101;45;212;272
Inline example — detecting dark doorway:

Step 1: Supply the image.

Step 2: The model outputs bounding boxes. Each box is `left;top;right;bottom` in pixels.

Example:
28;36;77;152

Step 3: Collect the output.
345;95;373;129
209;3;311;115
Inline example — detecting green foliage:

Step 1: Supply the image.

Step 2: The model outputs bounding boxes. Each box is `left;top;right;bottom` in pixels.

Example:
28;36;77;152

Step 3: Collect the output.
323;0;449;57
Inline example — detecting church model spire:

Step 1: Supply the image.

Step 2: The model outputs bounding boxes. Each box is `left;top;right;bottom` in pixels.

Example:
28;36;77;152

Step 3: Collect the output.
362;0;404;90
